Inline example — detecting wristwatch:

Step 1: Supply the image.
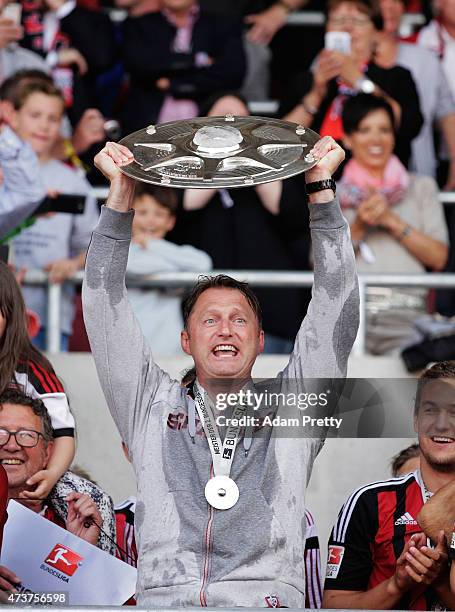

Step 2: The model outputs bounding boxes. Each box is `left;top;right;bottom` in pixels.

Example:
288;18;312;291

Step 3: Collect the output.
305;179;336;195
355;78;375;95
449;529;455;561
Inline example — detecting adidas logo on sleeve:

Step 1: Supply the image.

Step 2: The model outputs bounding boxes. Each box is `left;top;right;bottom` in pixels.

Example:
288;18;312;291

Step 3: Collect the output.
394;512;417;526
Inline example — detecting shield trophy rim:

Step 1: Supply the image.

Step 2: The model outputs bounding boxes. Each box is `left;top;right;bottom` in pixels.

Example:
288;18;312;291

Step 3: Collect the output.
117;115;321;189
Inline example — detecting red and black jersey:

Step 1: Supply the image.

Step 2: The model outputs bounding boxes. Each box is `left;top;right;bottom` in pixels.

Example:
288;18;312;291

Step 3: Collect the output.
115;498;138;568
304;509;323;609
21;0;70;56
11;360;75;438
325;471;443;611
115;498;137;606
43;505;66;529
16;359;64;395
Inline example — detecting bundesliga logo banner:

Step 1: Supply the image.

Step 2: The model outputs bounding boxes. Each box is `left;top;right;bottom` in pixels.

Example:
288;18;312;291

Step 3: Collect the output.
1;501;137;605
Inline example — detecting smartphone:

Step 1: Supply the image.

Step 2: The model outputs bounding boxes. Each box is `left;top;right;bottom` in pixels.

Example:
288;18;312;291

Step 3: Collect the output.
34;194;86;216
1;3;22;24
325;31;351;55
0;245;9;264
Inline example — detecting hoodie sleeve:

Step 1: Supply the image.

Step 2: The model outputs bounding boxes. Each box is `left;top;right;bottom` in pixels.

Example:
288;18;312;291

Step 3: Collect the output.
0;126;46;238
283;197;359;379
82;206;181;451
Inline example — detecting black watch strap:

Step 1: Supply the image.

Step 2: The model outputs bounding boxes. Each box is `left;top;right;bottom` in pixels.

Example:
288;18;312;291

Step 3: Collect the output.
449;531;455;561
305;178;336;195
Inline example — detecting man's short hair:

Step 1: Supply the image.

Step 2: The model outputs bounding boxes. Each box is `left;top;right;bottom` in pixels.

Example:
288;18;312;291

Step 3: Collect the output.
327;0;377;17
414;361;455;416
133;183;178;216
2;78;64;111
342;94;396;135
0;69;53;103
182;274;263;330
0;388;53;442
390;443;419;477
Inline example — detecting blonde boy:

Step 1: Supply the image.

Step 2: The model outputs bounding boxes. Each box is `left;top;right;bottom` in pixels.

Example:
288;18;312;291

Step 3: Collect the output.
8;80;98;349
127;184;212;356
5;80;98;497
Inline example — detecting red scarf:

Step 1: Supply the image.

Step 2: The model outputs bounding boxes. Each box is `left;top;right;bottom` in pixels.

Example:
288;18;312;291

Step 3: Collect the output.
338;155;410;209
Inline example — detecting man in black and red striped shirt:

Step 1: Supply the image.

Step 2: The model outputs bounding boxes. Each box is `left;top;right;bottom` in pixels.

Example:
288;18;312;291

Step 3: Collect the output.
417;478;455;598
323;361;455;610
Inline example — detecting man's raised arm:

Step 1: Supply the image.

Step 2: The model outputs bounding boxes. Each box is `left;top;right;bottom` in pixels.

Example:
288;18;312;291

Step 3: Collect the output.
418;480;455;544
82;143;174;449
284;136;359;380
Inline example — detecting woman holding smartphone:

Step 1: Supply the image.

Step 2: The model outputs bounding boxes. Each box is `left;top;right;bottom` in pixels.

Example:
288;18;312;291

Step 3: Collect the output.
280;0;423;168
0;0;48;80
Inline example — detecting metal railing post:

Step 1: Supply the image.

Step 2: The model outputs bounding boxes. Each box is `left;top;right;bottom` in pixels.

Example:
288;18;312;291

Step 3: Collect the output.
46;282;62;353
353;279;366;355
90;188;455;205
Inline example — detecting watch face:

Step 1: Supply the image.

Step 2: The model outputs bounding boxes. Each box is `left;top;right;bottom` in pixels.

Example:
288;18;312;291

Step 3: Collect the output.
361;79;375;94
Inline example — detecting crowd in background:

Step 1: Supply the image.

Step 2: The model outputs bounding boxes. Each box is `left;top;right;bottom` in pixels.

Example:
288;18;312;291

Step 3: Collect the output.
1;0;455;604
0;275;453;606
1;0;455;360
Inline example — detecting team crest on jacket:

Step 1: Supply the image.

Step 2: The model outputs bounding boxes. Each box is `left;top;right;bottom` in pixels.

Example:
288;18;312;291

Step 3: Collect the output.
326;545;345;578
265;595;281;607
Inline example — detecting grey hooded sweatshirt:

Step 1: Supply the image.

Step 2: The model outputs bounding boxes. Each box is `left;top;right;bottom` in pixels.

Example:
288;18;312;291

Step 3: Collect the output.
82;197;359;607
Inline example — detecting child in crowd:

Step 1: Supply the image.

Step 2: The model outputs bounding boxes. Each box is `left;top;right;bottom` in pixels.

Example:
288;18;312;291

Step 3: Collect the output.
0;121;46;239
0;262;117;552
0;262;75;499
6;79;99;350
127;184;212;356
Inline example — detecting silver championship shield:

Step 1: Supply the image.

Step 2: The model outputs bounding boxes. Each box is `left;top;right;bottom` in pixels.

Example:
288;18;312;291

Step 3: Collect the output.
118;115;320;188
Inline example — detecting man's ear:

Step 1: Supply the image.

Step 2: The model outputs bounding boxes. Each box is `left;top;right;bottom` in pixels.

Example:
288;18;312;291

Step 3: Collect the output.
45;439;55;466
258;329;265;355
1;101;16;127
181;329;192;356
413;410;419;435
167;215;176;233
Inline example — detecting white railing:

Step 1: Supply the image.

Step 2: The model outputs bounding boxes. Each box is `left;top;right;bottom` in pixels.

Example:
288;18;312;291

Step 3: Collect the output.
89;186;455;204
23;270;455;354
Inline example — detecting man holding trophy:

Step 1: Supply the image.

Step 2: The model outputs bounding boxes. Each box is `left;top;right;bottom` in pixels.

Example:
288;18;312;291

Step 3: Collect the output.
82;121;359;606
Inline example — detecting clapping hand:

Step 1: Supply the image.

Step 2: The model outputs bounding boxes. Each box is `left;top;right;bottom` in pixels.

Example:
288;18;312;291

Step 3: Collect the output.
356;191;389;227
404;531;448;586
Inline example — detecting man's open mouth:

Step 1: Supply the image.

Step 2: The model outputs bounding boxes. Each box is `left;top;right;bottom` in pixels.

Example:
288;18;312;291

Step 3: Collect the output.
430;436;455;444
0;458;24;465
212;344;238;357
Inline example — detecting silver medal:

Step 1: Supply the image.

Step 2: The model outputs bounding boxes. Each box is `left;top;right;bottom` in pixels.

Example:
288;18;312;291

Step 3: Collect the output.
205;475;239;510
